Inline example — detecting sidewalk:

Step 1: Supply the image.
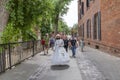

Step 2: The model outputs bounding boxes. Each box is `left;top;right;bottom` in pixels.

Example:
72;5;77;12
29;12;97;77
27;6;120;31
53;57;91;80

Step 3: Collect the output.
0;49;82;80
77;47;120;80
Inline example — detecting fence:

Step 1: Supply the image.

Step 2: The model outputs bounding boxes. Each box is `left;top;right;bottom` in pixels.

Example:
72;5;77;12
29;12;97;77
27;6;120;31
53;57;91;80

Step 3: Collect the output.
0;40;42;74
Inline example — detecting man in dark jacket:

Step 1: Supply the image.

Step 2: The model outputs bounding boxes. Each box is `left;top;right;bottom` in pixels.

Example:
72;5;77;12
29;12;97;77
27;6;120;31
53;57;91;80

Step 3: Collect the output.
70;37;77;58
63;36;69;52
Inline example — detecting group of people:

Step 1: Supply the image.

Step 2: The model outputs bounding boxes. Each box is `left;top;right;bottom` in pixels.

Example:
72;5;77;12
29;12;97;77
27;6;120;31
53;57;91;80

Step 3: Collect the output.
41;33;85;65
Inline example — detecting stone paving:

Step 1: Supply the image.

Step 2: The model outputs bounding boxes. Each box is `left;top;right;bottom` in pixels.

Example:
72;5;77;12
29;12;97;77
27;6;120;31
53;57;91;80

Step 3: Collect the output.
1;47;120;80
0;49;82;80
28;49;82;80
76;47;120;80
76;48;106;80
82;47;120;80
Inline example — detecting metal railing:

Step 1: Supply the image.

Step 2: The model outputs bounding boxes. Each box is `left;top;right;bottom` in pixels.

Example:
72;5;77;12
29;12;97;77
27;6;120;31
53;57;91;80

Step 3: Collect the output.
0;40;42;74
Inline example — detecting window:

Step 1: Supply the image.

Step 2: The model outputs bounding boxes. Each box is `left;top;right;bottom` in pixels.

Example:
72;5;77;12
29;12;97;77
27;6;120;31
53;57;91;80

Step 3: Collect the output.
87;20;89;38
87;19;91;38
93;14;98;39
82;24;84;38
79;24;85;38
86;0;90;8
98;11;101;40
81;2;84;15
93;12;101;40
79;25;82;37
79;9;82;19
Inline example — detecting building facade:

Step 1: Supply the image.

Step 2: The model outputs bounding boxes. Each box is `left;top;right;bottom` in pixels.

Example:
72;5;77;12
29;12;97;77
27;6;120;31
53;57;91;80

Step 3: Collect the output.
78;0;120;56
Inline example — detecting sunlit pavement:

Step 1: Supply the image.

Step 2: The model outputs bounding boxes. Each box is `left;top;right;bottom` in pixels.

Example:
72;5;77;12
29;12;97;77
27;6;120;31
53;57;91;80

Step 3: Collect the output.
0;47;120;80
77;47;120;80
77;47;106;80
0;49;82;80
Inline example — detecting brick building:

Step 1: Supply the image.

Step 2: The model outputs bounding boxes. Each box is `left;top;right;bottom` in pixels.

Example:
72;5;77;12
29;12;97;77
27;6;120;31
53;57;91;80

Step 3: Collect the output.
78;0;120;56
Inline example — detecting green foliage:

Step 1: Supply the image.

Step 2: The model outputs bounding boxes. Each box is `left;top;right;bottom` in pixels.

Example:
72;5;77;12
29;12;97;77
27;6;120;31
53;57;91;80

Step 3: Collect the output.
40;23;51;37
4;0;41;42
0;0;72;43
53;0;72;16
51;0;73;34
3;0;55;42
58;19;70;34
71;23;78;36
1;23;21;44
38;0;54;37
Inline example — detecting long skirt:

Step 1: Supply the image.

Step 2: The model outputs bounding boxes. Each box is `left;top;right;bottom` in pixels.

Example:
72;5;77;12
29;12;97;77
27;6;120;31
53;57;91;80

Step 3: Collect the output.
51;47;70;65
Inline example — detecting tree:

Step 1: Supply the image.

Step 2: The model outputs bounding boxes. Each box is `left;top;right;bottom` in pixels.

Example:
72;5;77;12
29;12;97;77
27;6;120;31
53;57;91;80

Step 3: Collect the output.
52;0;72;34
58;19;70;34
38;0;54;37
1;0;73;43
1;0;54;43
71;23;78;37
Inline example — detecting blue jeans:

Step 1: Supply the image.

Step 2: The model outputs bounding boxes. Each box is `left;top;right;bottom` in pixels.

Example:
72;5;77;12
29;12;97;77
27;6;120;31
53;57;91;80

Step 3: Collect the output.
71;46;76;56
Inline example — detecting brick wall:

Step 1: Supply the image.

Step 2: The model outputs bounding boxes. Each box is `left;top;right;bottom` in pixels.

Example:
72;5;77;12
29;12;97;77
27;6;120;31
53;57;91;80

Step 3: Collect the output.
78;0;120;55
101;0;120;49
78;0;100;39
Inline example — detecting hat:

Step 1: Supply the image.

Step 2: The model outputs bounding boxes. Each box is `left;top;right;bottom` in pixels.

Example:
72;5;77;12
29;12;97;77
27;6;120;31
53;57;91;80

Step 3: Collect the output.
56;34;61;38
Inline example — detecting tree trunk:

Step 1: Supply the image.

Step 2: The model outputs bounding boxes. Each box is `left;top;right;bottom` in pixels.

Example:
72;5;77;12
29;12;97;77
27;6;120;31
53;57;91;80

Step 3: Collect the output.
54;14;59;35
0;0;9;32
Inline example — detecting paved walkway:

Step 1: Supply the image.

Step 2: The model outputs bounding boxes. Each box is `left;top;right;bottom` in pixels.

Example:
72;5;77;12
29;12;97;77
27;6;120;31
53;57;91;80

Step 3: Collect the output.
1;46;120;80
76;47;120;80
0;49;82;80
81;47;120;80
76;47;106;80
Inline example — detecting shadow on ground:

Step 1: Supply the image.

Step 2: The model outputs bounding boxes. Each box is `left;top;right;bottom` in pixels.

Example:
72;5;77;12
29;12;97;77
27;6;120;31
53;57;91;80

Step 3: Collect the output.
39;54;51;56
51;65;70;70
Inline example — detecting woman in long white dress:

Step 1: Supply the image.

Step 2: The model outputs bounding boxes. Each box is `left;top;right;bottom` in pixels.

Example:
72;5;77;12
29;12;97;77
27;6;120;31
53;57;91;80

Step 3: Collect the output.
51;34;70;65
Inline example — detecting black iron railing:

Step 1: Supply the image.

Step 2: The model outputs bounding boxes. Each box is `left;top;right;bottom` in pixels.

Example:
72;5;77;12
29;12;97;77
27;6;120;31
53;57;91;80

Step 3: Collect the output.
0;40;42;74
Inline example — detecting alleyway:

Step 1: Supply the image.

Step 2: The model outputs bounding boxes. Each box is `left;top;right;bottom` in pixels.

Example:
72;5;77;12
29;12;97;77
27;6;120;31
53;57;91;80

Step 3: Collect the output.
0;47;120;80
0;49;82;80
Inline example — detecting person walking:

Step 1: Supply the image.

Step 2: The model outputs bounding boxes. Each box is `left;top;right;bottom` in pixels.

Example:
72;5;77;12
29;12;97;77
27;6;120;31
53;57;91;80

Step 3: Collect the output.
80;38;85;52
70;37;77;58
49;35;55;50
51;34;70;65
41;37;46;55
44;34;49;54
63;36;69;52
